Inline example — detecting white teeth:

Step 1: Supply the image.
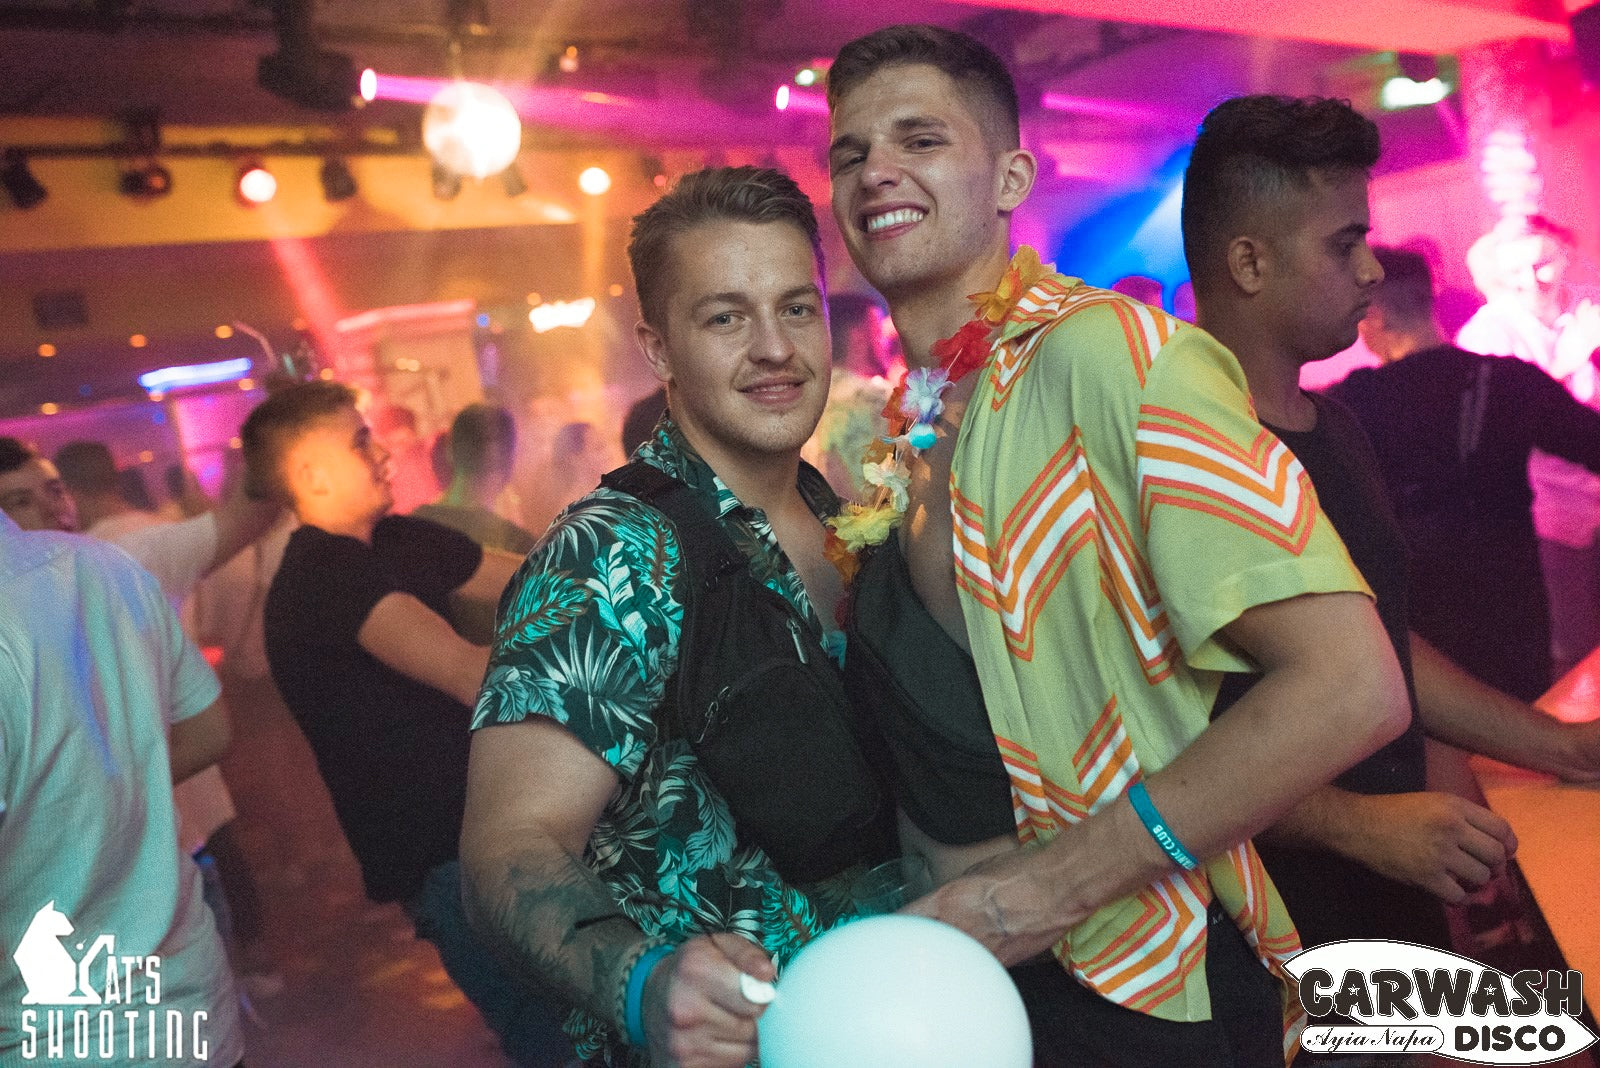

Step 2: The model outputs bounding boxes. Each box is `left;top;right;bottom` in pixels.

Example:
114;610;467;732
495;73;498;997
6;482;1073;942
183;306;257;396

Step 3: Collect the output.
866;208;925;233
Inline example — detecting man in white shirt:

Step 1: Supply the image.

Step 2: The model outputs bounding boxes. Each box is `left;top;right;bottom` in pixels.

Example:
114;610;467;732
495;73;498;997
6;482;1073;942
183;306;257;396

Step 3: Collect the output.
0;511;243;1067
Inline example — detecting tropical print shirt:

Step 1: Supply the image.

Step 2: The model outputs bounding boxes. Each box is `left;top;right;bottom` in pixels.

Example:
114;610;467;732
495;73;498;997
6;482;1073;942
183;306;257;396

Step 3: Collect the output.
472;418;859;1066
950;250;1370;1060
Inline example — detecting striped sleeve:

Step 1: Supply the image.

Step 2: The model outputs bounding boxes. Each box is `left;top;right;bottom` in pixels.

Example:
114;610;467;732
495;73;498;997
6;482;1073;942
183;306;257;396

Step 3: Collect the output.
1135;329;1369;671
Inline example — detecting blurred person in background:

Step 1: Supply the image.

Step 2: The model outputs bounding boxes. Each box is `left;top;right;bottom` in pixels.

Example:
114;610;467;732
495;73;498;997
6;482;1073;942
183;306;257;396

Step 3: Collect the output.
1458;215;1600;678
805;290;901;499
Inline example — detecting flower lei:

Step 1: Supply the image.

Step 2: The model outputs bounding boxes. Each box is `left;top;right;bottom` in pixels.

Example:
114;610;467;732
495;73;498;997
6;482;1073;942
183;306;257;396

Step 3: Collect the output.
824;247;1052;585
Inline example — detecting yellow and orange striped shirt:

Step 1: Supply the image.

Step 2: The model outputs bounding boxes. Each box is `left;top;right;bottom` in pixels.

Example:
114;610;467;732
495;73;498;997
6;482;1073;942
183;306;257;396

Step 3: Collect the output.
951;262;1370;1056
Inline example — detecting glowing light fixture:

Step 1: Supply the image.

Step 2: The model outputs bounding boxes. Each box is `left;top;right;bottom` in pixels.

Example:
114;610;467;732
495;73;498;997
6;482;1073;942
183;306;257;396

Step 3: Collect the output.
37;343;56;358
1379;76;1451;110
129;334;148;348
359;67;378;103
528;297;596;333
237;162;277;205
138;357;254;394
795;68;818;87
39;403;59;416
423;81;522;179
214;325;234;339
578;166;611;195
773;85;827;115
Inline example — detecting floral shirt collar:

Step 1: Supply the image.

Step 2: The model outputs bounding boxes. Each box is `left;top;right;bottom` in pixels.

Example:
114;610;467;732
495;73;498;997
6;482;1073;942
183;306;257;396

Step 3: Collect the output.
635;414;839;526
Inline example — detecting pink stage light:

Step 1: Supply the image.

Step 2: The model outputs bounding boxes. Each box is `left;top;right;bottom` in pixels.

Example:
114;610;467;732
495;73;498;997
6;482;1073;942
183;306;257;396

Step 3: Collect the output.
774;84;827;114
368;72;451;106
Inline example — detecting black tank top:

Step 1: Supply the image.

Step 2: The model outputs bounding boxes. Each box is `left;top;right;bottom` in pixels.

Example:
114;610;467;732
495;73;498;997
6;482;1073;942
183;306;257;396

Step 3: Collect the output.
844;534;1016;845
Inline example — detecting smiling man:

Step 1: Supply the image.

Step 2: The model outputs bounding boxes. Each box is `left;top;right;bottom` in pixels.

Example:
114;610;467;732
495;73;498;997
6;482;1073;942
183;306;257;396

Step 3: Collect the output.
238;381;562;1065
826;26;1408;1065
461;166;895;1068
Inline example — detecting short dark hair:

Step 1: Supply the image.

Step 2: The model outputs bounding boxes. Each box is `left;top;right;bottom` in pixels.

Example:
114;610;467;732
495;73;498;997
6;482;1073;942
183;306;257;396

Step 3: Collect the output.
828;25;1020;150
240;379;359;503
628;166;822;331
1370;246;1435;327
54;440;120;496
0;437;35;478
447;403;517;481
1182;95;1381;296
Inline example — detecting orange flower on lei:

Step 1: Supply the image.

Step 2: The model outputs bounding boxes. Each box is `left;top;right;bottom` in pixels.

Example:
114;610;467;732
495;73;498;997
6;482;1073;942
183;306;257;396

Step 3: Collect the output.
968;245;1050;325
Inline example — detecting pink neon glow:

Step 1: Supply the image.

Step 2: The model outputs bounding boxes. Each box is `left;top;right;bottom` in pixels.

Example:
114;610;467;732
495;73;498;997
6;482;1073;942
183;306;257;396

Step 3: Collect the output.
336;300;476;334
373;72;818;142
268;236;347;379
1039;92;1186;126
369;73;451;106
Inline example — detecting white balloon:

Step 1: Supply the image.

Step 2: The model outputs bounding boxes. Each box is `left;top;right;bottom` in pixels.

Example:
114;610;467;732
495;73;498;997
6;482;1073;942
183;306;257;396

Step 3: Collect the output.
758;915;1033;1068
422;81;521;180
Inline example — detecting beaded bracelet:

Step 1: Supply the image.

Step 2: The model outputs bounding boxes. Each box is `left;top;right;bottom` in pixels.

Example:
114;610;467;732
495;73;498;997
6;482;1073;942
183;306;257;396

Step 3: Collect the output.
1127;781;1199;871
620;939;675;1048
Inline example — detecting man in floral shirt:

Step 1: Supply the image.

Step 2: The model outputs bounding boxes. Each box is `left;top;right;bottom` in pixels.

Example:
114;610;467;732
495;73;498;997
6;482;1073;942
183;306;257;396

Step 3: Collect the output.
461;167;872;1068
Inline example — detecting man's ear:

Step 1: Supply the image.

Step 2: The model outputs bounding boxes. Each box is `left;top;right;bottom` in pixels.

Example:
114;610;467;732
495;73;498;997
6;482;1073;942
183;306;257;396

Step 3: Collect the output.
1226;235;1269;296
285;451;321;501
997;148;1037;214
636;320;672;386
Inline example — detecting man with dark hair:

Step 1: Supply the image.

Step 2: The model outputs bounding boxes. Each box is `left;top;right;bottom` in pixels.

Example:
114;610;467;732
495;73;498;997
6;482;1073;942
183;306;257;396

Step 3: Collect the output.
1334;246;1600;702
1188;102;1600;981
461;166;892;1068
241;380;565;1066
828;30;1406;1065
414;402;536;557
0;437;78;532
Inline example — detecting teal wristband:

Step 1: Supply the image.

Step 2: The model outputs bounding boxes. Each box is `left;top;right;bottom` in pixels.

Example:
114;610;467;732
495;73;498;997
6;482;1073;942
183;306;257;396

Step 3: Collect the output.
624;942;675;1047
1127;781;1199;871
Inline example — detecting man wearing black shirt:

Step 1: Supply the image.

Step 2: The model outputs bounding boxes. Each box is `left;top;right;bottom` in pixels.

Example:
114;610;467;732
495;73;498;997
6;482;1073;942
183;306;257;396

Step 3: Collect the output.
242;381;565;1065
1183;97;1600;968
1333;246;1600;702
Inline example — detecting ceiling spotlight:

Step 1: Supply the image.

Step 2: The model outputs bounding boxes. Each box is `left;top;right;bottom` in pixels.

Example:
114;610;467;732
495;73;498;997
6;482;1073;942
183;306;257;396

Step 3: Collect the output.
256;0;369;111
1;149;47;210
319;156;357;202
502;163;528;198
119;161;173;199
432;161;463;201
236;162;277;205
559;45;580;74
578;166;611;196
258;47;370;111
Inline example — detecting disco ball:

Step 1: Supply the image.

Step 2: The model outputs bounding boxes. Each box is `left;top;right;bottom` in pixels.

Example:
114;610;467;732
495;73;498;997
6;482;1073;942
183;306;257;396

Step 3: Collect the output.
422;81;522;180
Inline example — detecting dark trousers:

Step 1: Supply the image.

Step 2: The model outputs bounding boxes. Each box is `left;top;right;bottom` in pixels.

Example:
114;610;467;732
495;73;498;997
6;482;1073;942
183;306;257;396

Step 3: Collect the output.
1010;902;1284;1068
409;860;576;1067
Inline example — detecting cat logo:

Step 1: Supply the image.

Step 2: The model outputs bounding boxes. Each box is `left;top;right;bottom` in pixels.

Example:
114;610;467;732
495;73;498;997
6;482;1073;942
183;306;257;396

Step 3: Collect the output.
11;901;210;1062
14;901;118;1006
